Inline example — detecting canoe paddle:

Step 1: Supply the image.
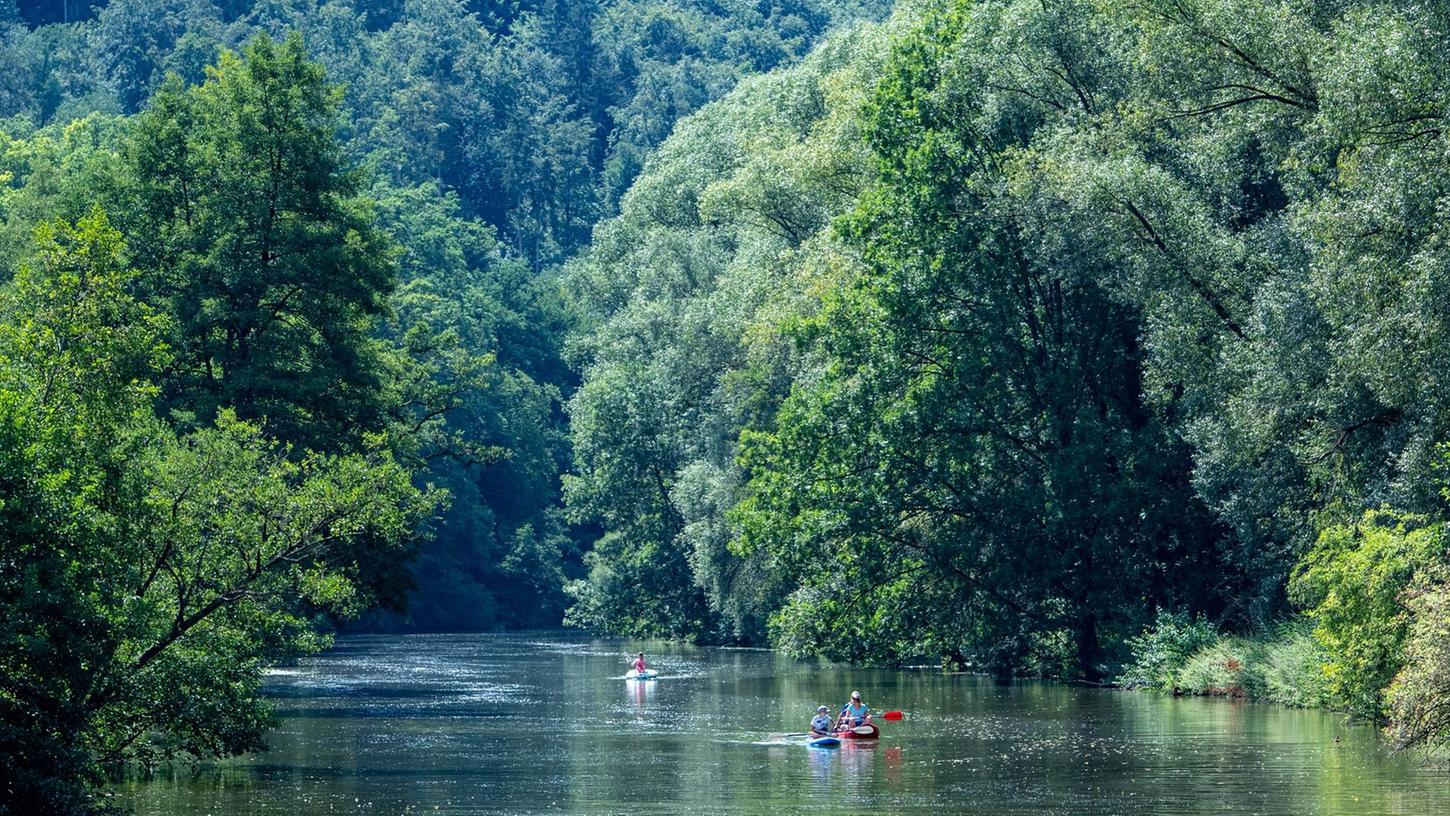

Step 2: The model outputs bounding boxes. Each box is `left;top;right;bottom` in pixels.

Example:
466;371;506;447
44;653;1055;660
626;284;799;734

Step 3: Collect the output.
829;711;904;727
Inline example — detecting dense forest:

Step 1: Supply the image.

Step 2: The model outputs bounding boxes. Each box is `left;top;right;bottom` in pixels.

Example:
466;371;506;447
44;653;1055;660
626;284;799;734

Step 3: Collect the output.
4;0;1450;812
564;0;1450;756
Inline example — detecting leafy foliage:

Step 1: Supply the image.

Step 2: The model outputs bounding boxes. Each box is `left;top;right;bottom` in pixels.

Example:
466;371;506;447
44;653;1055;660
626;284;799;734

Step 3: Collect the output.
1175;639;1265;699
1120;617;1329;707
736;0;1243;679
1291;510;1446;720
372;181;577;630
0;208;434;814
1387;566;1450;751
0;0;887;267
1260;624;1332;710
1118;611;1221;692
562;23;888;641
571;0;1450;705
0;0;890;646
117;32;396;450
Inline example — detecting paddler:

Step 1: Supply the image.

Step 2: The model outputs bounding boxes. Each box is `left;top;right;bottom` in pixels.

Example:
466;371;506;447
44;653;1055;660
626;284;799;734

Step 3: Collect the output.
839;690;871;727
810;705;834;737
632;652;648;675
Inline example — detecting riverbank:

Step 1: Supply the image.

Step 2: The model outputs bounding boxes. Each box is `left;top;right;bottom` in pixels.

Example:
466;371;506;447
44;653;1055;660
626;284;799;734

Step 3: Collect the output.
1117;613;1333;710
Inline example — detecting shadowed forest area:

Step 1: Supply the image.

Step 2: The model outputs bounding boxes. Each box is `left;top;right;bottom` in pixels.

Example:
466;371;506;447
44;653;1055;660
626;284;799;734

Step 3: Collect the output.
4;0;1450;812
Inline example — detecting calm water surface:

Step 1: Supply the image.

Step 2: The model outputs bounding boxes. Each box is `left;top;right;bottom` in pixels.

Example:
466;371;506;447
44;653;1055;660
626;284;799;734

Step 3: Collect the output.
116;634;1449;815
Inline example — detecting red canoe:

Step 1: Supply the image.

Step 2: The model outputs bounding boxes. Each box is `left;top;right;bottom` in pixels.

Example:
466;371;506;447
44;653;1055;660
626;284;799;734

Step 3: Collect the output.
835;724;879;739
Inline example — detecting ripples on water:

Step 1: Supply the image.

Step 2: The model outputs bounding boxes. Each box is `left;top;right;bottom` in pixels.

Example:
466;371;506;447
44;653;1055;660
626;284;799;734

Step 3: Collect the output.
116;633;1449;816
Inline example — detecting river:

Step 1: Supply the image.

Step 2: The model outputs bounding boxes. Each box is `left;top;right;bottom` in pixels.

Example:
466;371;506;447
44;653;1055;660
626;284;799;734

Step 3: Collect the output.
115;633;1449;815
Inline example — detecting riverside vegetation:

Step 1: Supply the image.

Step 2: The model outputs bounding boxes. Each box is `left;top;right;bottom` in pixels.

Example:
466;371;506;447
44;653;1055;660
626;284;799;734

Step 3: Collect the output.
4;0;1450;813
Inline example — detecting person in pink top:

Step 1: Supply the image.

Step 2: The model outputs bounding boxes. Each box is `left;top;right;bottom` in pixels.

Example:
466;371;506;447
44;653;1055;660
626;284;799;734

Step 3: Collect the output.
632;652;647;674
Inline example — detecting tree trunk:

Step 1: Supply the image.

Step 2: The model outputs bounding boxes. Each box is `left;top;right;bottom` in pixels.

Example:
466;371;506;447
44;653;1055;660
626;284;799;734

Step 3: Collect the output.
1076;610;1101;683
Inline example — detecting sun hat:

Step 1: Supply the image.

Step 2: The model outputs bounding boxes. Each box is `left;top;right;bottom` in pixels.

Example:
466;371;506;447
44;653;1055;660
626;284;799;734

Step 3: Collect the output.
817;705;828;712
850;690;861;699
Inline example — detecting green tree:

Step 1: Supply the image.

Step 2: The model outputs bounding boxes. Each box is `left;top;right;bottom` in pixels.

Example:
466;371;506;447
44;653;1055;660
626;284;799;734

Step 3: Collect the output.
735;0;1238;679
372;181;576;629
1291;510;1446;720
0;209;434;816
117;32;397;451
87;0;222;113
1387;565;1450;751
562;25;889;641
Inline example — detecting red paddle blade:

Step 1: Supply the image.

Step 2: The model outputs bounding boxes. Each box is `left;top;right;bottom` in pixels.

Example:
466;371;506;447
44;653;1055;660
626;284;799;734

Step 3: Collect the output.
882;710;903;721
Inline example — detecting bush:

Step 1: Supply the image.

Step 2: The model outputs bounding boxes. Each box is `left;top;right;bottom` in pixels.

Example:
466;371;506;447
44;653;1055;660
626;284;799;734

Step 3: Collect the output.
1176;639;1268;698
1117;610;1221;691
1387;568;1450;751
1289;510;1445;720
1120;613;1335;707
1261;625;1332;708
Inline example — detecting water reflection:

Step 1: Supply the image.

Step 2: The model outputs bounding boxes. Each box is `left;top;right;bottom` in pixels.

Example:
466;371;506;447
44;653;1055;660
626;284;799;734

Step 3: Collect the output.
115;634;1450;816
627;675;655;712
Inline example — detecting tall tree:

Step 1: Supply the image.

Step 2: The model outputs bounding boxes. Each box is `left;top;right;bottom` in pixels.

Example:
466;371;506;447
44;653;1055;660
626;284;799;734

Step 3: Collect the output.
562;27;886;641
117;32;397;451
0;210;433;816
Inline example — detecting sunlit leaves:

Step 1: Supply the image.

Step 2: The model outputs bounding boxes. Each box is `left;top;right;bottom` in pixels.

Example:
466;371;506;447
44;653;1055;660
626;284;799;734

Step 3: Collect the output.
0;208;435;812
563;24;890;642
0;208;169;423
1290;510;1445;720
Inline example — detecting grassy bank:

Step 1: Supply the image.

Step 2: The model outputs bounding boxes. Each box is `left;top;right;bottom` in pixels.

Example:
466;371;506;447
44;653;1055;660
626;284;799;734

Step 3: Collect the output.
1117;612;1332;710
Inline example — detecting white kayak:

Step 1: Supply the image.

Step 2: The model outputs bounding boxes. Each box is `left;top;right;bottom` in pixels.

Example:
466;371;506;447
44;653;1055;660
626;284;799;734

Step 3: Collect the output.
625;668;658;680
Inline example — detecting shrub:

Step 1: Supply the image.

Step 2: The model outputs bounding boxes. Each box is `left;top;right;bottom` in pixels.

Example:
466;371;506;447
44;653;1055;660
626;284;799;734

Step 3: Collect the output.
1261;624;1332;709
1117;610;1220;691
1290;510;1445;720
1176;639;1268;698
1387;568;1450;751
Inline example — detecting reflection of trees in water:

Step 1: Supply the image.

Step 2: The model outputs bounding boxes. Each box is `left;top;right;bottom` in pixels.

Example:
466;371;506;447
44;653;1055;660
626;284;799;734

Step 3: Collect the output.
1104;682;1405;815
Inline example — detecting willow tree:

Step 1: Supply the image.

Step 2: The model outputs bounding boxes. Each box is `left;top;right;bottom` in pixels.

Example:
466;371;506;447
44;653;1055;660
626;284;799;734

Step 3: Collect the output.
562;26;888;641
737;0;1239;677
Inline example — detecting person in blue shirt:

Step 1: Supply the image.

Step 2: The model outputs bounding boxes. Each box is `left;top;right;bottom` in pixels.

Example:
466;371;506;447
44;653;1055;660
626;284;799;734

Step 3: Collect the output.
809;706;834;737
839;690;870;727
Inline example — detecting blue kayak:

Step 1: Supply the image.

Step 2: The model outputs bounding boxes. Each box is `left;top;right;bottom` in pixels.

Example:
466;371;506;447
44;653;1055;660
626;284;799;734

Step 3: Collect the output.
807;736;840;748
